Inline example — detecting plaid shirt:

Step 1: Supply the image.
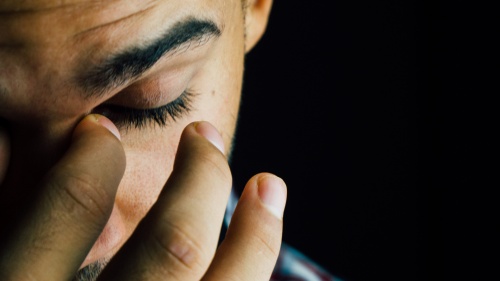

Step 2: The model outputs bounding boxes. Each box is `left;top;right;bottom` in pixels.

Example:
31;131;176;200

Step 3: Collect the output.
224;189;344;281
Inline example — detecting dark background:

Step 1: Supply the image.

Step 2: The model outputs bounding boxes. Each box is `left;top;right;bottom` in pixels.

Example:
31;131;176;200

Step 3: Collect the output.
230;1;492;281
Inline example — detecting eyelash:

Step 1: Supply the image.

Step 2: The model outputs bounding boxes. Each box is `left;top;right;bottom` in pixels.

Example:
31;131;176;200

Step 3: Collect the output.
94;91;196;130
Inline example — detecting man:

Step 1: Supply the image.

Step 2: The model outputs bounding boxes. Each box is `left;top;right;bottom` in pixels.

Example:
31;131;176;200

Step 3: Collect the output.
0;0;337;280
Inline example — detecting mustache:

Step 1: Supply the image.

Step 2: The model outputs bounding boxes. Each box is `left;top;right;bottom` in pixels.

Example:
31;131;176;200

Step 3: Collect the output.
73;259;109;281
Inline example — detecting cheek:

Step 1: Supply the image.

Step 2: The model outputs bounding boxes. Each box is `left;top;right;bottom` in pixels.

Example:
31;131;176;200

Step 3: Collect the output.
192;61;244;153
112;93;240;230
109;37;245;236
213;94;240;152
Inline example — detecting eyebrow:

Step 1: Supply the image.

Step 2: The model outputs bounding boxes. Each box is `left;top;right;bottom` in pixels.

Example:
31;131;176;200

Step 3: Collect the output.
77;18;221;99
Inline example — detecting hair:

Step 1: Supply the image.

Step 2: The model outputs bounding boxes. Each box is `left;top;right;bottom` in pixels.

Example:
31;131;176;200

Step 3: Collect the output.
241;0;252;50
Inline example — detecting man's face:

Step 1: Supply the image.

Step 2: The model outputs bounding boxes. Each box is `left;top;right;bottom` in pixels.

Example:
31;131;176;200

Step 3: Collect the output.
0;0;253;275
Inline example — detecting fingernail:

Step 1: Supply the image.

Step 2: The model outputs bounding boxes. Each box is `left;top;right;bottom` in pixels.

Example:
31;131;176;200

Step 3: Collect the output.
89;114;121;140
194;121;225;154
258;175;287;219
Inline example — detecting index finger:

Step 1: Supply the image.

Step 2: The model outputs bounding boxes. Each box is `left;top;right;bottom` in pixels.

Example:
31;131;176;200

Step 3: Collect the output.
96;121;232;280
0;115;126;281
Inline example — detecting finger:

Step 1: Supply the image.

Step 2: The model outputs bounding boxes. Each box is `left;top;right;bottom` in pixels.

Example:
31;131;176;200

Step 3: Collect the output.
0;114;126;281
0;122;10;184
203;173;287;281
98;121;231;280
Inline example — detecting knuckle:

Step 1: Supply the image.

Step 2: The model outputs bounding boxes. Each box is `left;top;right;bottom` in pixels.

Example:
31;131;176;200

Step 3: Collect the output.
45;169;114;223
178;139;232;188
192;143;232;187
253;226;282;261
201;152;231;182
148;221;208;277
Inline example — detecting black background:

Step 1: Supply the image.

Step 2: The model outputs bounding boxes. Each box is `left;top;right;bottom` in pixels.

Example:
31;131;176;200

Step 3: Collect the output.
230;1;493;281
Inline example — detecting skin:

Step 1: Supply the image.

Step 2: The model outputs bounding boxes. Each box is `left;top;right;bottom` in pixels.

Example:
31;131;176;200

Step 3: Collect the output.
0;0;287;280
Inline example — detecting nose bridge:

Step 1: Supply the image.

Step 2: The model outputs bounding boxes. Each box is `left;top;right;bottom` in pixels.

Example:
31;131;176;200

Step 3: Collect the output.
0;119;77;237
4;117;77;191
0;45;94;188
0;118;77;232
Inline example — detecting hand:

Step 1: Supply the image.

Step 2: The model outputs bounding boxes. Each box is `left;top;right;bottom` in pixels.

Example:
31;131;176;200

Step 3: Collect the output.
0;115;287;280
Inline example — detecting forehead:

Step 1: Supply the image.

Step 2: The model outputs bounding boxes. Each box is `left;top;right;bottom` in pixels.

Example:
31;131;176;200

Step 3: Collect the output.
0;0;227;45
0;0;231;11
0;0;115;9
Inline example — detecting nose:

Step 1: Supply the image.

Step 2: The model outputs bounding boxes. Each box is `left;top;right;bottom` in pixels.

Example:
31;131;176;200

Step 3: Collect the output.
0;116;81;227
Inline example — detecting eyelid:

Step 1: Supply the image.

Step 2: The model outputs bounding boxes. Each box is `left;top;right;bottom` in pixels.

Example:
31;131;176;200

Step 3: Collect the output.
92;90;196;130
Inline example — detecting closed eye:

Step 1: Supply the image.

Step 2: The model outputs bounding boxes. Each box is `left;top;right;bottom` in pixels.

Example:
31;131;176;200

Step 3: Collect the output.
92;90;196;130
